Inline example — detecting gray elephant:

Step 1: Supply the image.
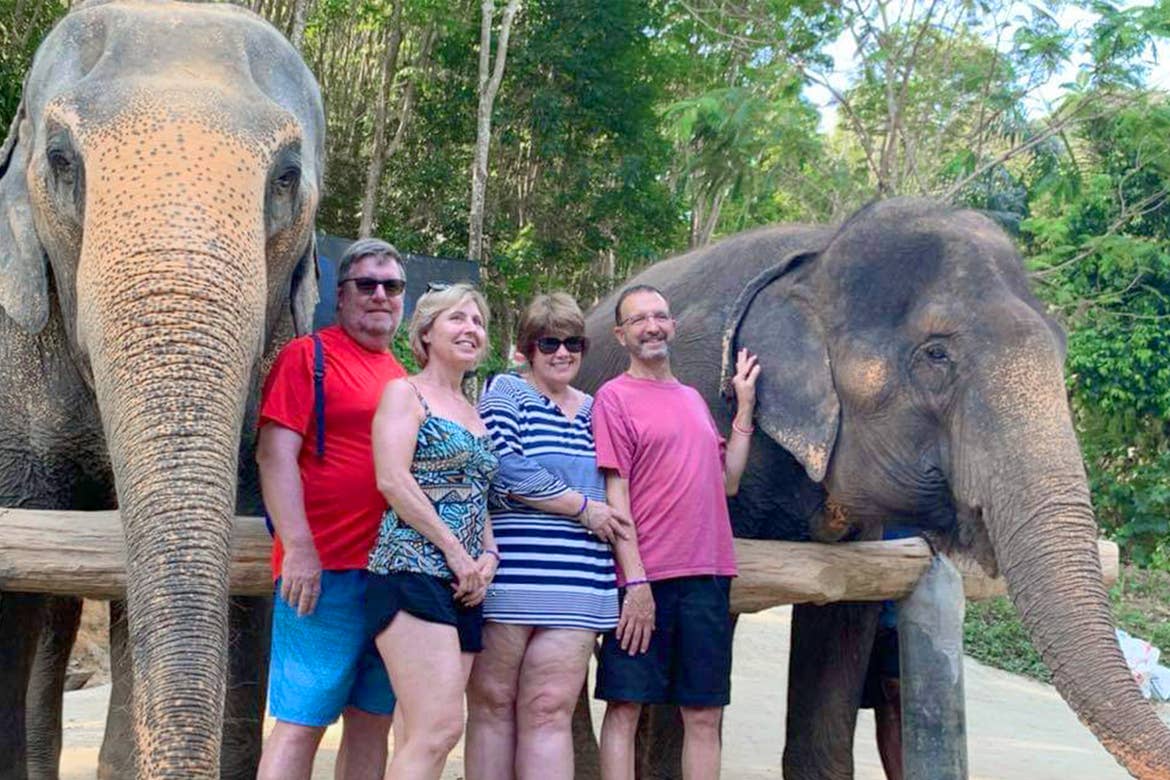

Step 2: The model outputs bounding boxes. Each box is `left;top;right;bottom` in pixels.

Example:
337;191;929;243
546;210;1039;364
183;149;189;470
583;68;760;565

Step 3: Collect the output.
0;2;323;778
577;198;1170;779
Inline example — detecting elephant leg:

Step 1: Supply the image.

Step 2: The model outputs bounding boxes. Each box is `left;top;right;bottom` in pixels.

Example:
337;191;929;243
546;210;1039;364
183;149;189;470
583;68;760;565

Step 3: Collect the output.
635;705;684;780
0;593;48;780
26;596;83;780
571;683;601;780
219;595;271;780
98;601;134;780
783;602;880;780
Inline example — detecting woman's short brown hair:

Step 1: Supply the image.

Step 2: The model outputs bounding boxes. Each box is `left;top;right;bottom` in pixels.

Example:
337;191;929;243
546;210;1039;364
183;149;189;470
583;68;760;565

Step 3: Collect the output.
408;283;491;368
517;293;586;360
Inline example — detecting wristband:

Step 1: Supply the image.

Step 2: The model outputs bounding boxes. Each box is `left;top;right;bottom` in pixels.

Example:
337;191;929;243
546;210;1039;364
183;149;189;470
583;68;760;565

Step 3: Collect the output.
483;548;501;561
574;493;589;519
624;577;649;587
732;419;755;435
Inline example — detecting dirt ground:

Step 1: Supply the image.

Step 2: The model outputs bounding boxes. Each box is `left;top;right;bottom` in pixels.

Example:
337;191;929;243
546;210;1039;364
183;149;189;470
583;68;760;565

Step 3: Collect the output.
61;603;1162;779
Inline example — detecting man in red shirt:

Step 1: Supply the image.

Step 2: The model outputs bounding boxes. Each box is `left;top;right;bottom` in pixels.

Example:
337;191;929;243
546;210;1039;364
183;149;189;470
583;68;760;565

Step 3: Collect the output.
257;239;408;780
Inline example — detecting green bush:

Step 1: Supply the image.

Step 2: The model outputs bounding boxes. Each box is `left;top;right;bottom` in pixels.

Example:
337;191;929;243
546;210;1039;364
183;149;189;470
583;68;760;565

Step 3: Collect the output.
963;566;1170;683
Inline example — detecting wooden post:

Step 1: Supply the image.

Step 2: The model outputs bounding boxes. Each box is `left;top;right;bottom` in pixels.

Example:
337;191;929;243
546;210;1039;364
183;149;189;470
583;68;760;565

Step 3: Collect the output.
899;554;968;780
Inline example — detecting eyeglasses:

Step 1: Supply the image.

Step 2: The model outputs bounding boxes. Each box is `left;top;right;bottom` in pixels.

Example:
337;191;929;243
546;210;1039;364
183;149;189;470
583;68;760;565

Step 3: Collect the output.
619;311;672;328
536;336;588;355
340;277;406;297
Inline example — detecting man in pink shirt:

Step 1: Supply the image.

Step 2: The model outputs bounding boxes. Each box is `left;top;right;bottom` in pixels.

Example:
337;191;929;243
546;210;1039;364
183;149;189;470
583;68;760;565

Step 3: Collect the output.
592;284;759;780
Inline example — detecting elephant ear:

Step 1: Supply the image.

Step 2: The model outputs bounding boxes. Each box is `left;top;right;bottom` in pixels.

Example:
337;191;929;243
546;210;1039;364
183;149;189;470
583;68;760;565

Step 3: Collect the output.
289;231;319;336
721;251;839;482
0;95;50;334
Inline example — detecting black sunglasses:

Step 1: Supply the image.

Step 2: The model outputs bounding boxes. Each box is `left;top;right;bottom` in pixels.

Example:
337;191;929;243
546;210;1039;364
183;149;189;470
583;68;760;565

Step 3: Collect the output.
340;277;406;296
536;336;588;355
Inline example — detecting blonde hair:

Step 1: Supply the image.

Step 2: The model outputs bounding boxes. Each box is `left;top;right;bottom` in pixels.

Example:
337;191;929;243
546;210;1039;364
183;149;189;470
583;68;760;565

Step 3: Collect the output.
408;283;491;368
516;292;585;359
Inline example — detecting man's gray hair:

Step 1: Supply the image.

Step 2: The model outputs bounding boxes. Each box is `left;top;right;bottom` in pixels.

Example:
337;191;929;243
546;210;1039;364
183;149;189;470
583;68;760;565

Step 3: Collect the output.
337;238;404;282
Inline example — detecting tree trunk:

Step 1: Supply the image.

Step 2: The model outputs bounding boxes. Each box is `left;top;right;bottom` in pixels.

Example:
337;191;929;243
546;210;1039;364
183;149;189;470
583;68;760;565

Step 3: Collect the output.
358;1;405;238
468;0;523;263
288;0;310;51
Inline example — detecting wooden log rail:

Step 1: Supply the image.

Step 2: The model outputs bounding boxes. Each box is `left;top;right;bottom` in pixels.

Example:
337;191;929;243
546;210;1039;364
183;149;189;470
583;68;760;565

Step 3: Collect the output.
0;508;1120;612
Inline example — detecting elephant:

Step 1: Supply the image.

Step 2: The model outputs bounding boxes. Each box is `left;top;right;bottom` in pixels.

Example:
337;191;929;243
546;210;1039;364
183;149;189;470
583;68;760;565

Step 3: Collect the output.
576;197;1170;779
0;2;323;778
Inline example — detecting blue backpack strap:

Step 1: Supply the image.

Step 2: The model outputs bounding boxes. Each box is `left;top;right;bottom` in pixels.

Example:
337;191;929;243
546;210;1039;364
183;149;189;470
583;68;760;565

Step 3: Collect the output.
264;333;326;539
312;333;326;458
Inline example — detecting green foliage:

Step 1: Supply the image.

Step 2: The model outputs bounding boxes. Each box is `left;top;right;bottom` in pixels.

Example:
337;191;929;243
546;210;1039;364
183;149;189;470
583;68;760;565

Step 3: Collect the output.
391;327;420;374
1022;92;1170;564
968;570;1170;683
964;597;1053;682
0;0;67;130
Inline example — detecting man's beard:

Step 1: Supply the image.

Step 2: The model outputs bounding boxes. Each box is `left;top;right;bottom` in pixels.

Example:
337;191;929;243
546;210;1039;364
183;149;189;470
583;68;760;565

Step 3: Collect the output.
635;337;670;360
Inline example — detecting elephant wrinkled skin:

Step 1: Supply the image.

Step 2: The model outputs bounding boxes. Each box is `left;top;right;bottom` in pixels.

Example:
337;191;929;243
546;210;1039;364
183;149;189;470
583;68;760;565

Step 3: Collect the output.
0;2;323;778
577;198;1170;780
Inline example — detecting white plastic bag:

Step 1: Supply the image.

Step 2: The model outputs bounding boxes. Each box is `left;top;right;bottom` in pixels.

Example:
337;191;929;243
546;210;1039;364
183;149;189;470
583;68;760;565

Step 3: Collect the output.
1116;628;1168;700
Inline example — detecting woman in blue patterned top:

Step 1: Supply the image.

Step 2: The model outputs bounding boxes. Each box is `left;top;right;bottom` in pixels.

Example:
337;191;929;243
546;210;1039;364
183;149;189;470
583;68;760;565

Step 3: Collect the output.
368;283;499;780
465;293;632;780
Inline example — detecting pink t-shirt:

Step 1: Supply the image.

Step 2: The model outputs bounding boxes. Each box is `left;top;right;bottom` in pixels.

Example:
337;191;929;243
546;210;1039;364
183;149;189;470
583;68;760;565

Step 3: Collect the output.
592;373;738;584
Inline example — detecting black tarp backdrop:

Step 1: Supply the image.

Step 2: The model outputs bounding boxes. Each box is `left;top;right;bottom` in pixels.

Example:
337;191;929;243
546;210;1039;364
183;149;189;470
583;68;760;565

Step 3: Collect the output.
312;233;481;330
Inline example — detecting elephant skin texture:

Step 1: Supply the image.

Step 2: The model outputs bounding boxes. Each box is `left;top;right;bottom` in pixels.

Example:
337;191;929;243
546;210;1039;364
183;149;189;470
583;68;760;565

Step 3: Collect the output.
0;2;323;778
577;198;1170;780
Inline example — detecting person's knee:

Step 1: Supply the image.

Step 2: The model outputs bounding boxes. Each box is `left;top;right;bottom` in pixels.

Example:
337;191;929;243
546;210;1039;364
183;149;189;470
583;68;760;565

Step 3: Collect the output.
341;707;393;742
468;671;518;722
424;711;466;756
258;721;326;778
267;720;327;749
680;706;722;735
604;701;642;734
519;683;576;731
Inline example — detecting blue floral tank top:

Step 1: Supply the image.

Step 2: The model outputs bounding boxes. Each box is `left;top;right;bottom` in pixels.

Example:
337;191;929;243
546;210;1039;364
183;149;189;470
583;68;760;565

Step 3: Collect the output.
368;383;499;580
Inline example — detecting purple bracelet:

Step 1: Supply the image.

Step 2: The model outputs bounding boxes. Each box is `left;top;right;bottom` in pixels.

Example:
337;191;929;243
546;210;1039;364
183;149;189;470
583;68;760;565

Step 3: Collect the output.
624;577;649;587
483;549;501;561
575;493;589;518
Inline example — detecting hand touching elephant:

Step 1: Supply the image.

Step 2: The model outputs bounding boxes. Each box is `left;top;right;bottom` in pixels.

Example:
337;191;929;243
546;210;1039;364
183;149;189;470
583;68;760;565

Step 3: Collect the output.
0;3;323;778
578;198;1170;780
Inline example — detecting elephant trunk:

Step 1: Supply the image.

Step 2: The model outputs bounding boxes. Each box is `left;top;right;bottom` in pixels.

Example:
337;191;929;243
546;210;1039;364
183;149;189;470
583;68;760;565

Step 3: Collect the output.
88;251;264;778
75;119;270;776
961;329;1170;779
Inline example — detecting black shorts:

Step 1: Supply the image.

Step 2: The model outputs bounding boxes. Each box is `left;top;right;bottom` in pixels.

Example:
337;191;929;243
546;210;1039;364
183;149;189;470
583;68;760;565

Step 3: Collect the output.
861;625;900;709
595;575;733;707
366;571;484;653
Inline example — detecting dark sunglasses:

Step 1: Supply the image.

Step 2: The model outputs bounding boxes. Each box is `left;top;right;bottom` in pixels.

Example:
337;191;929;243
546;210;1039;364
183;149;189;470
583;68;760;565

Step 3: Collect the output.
536;336;588;355
340;277;406;296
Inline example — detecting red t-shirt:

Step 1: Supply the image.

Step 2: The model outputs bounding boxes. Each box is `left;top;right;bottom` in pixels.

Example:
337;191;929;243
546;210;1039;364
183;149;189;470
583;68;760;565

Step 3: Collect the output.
592;373;738;585
259;324;406;575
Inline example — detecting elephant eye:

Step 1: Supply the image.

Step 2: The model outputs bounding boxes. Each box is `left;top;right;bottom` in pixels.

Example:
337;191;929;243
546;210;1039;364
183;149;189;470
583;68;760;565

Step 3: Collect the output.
47;147;75;178
923;343;949;363
272;162;301;197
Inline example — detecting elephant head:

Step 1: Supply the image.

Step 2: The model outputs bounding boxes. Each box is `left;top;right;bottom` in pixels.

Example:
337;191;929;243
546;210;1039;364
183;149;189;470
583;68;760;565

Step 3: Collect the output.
720;198;1170;778
0;2;322;775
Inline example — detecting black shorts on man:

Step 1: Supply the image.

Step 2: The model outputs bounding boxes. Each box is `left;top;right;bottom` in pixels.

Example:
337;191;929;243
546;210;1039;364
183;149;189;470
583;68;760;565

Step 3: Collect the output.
595;575;733;707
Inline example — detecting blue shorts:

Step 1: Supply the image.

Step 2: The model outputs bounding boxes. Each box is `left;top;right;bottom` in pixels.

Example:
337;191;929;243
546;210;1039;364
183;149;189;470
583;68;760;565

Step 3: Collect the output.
269;570;396;727
595;575;733;707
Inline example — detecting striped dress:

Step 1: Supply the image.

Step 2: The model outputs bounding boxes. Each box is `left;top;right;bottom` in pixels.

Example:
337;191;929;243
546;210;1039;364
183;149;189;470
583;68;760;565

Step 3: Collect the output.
478;373;619;631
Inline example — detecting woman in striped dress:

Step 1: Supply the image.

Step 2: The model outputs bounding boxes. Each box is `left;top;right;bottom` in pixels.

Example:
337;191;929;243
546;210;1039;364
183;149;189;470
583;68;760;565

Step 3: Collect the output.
465;293;632;780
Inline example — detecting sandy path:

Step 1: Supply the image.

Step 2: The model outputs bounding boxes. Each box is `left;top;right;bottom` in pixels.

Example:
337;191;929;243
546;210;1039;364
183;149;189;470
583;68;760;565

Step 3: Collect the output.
60;606;1144;779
